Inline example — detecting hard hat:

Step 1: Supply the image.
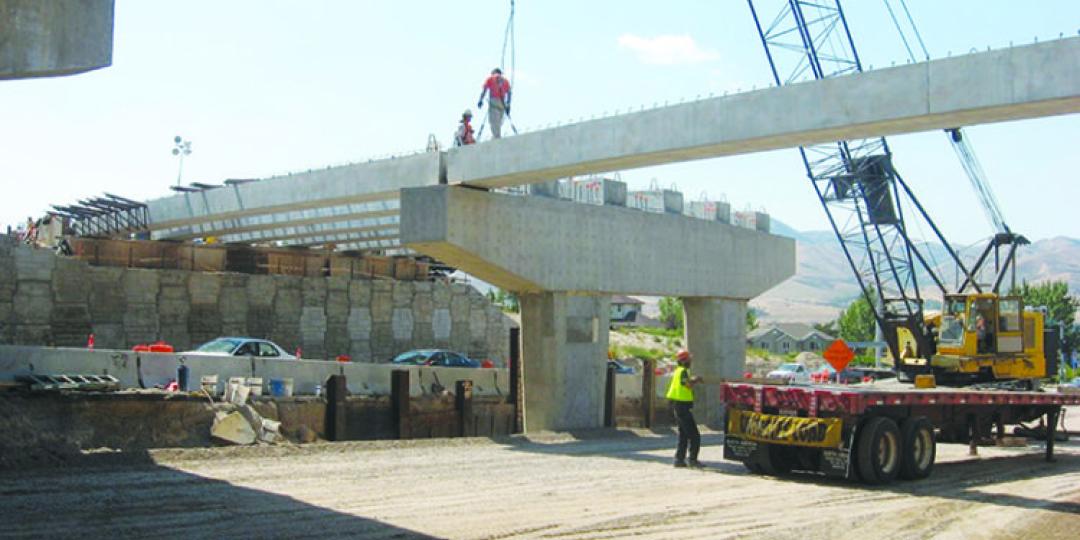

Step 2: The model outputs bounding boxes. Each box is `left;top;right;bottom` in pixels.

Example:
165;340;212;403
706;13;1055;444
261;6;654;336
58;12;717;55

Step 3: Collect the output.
676;349;691;362
463;109;472;118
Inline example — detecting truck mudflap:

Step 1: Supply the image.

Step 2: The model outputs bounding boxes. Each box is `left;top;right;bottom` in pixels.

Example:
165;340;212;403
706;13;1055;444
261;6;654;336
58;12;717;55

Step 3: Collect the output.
723;409;854;478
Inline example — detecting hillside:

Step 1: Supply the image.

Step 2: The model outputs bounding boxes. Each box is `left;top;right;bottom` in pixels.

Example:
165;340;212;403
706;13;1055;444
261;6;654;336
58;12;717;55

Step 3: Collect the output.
753;223;1080;325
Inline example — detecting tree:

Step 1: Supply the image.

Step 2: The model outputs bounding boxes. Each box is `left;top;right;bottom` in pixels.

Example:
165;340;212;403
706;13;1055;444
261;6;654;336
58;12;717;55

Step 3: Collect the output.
490;288;520;313
838;292;876;343
1014;280;1079;357
746;308;759;332
813;320;838;337
658;297;684;331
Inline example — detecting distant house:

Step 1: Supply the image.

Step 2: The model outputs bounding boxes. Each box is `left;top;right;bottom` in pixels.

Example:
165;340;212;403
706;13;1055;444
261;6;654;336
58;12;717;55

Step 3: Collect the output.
610;295;644;323
748;323;835;354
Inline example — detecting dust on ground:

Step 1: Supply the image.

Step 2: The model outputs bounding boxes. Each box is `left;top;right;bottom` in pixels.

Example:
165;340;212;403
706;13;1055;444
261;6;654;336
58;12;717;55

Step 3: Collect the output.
3;412;1079;539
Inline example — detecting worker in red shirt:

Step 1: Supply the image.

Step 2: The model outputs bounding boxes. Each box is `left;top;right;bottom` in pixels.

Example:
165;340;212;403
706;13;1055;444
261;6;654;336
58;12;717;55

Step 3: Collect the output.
477;67;511;139
454;109;476;147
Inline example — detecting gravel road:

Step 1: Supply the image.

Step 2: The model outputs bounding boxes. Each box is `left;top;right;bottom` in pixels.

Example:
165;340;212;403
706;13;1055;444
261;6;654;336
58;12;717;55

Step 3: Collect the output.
3;422;1079;539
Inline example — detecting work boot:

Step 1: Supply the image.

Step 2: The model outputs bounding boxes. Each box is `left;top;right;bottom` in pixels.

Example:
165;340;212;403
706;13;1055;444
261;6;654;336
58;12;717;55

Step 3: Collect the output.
688;459;705;469
673;459;688;468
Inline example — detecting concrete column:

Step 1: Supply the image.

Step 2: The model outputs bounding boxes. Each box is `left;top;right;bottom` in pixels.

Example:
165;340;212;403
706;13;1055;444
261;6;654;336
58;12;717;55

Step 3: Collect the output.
520;292;610;432
683;297;747;429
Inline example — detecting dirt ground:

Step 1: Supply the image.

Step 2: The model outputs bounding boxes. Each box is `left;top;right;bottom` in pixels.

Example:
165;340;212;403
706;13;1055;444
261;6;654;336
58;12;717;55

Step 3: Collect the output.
3;408;1080;540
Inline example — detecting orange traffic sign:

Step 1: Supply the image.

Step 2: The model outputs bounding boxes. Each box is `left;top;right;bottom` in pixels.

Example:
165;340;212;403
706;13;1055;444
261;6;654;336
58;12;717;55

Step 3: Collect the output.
823;339;855;372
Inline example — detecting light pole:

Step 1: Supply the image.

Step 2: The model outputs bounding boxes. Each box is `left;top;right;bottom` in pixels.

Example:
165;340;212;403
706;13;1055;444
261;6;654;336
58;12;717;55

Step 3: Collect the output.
172;135;192;186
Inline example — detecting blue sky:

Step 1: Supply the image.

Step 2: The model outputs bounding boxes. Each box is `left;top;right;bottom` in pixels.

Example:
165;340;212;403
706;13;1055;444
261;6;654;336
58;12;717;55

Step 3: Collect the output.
1;0;1078;243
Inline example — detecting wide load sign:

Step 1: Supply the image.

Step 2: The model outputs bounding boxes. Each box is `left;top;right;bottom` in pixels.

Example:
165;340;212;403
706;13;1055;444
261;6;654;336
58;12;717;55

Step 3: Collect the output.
727;409;843;448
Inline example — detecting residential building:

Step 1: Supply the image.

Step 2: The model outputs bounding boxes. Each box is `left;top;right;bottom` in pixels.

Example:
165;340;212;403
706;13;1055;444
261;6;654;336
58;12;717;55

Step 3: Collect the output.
748;323;835;354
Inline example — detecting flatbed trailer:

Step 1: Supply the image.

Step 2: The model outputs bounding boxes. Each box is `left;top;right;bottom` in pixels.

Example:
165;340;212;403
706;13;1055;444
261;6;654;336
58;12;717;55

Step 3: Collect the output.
721;381;1080;484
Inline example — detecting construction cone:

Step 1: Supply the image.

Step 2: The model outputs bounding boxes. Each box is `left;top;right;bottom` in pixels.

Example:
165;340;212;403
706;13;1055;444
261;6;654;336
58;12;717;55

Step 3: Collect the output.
87;333;95;350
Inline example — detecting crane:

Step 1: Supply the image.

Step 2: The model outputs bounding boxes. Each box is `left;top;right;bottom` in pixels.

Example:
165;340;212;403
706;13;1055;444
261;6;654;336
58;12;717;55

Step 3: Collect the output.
745;0;1053;384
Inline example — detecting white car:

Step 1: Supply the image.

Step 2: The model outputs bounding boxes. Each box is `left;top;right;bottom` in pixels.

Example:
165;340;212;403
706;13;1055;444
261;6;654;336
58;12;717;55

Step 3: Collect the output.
767;362;810;384
184;337;296;359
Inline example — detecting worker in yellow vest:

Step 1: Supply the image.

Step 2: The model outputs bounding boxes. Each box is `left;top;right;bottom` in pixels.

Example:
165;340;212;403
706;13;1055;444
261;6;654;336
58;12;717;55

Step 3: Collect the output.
666;349;703;468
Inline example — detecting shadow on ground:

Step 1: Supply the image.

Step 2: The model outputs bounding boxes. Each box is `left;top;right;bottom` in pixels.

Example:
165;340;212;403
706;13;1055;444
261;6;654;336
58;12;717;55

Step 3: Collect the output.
501;427;1080;516
0;451;436;539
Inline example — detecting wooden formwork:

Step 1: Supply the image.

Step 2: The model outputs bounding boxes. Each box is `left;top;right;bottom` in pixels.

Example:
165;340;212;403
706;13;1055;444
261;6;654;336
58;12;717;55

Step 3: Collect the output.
64;237;429;280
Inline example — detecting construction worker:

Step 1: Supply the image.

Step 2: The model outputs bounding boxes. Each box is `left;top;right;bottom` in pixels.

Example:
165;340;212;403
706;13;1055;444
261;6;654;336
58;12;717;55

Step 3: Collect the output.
454;109;476;147
477;67;511;139
666;349;703;468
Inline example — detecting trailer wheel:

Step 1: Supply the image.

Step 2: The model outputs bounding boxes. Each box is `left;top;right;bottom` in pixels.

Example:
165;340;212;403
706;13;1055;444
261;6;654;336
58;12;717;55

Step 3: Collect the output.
743;460;762;474
759;444;794;476
856;417;901;484
899;417;935;480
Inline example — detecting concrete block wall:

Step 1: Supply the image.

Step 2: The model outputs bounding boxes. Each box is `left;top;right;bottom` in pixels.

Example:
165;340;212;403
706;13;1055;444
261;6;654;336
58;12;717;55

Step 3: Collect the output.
0;237;512;364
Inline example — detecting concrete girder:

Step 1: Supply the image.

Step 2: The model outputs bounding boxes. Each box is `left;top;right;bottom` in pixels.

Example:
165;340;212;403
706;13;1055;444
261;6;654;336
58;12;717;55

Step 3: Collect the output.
217;215;399;244
330;239;403;252
151;201;399;241
400;185;794;298
144;152;441;231
278;229;400;248
446;37;1080;188
0;0;114;80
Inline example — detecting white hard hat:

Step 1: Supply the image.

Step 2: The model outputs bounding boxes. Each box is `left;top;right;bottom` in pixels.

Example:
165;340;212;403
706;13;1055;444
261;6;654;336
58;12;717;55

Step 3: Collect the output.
463;109;473;118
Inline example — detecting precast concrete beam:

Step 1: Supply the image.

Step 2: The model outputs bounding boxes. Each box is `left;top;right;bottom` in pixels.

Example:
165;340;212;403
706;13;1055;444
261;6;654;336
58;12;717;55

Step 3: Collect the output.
446;37;1080;188
335;239;402;251
145;152;441;231
279;229;399;248
151;201;399;240
0;0;114;80
217;215;399;244
400;186;795;297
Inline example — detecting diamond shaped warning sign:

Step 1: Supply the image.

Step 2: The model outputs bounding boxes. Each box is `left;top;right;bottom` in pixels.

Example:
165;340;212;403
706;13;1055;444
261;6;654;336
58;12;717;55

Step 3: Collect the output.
823;339;855;372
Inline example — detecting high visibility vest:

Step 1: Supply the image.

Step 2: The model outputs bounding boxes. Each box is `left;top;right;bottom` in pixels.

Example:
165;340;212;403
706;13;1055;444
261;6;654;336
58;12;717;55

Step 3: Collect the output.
666;366;694;402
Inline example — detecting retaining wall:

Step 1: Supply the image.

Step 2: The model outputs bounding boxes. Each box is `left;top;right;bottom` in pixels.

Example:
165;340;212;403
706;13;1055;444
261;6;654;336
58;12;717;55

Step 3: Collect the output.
0;237;512;364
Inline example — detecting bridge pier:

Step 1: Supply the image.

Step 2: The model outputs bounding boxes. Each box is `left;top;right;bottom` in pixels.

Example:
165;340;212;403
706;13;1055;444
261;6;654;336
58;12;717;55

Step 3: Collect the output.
683;297;747;429
401;185;795;433
519;292;610;431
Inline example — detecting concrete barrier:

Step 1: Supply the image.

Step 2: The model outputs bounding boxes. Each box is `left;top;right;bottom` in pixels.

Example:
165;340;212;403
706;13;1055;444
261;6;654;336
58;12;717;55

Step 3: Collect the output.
615;372;644;399
253;357;344;395
0;345;510;397
341;362;394;396
0;346;139;387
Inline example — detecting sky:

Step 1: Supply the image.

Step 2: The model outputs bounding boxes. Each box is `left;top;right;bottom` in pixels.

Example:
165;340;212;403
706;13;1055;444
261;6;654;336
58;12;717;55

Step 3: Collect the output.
1;0;1078;244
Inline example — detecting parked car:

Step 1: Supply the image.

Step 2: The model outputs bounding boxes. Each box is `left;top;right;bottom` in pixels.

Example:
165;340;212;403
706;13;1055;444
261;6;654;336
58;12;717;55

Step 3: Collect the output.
766;362;810;384
184;337;296;359
608;360;635;375
815;365;897;384
390;349;482;368
815;365;865;384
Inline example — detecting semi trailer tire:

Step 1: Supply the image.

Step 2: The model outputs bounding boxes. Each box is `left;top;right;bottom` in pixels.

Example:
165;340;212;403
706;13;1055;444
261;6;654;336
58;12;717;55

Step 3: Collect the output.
759;444;794;476
856;417;902;484
899;417;936;480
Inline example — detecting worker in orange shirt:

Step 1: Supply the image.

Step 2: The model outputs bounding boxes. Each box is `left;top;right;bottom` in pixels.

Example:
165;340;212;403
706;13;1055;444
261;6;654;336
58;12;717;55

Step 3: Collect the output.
477;68;511;139
454;109;476;147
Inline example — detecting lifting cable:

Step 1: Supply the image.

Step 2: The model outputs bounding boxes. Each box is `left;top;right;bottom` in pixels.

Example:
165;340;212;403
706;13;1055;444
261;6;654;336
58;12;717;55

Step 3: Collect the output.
478;1;517;139
500;0;516;91
883;0;929;62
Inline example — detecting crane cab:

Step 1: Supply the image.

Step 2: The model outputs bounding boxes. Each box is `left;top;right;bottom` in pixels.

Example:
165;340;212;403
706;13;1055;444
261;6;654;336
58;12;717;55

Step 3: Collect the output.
929;293;1048;381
